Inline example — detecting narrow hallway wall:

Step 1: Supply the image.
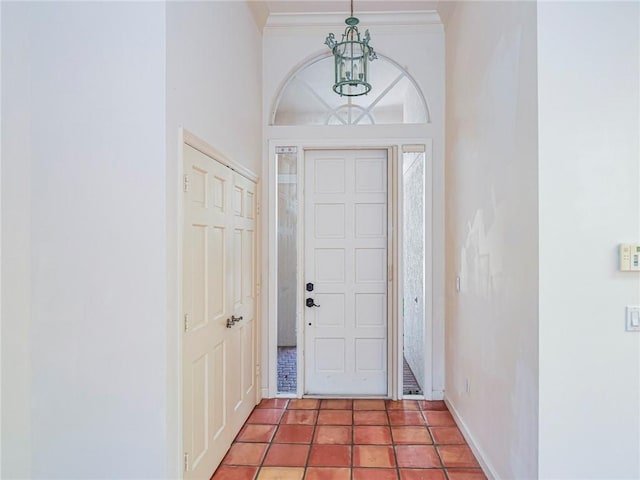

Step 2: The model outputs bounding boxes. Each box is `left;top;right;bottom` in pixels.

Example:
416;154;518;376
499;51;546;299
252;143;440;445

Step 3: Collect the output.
538;3;640;478
444;2;539;478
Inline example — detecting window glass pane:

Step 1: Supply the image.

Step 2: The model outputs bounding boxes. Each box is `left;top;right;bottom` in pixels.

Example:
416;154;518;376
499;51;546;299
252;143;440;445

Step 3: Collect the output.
277;150;298;393
273;56;428;126
402;150;425;395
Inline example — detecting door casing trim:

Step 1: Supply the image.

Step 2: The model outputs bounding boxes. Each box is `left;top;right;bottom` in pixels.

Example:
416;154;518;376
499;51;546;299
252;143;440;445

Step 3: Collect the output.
267;137;435;400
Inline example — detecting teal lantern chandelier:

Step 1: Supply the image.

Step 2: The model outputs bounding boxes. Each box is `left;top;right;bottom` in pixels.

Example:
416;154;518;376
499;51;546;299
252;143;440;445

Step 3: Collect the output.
325;0;377;97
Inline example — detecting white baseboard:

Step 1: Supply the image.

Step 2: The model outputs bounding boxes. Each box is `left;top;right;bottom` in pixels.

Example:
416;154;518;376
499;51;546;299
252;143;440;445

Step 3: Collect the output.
445;396;499;480
261;387;269;399
431;389;445;400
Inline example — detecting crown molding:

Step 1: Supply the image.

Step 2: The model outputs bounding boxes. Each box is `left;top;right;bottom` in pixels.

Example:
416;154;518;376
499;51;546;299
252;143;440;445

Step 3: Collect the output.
265;10;443;29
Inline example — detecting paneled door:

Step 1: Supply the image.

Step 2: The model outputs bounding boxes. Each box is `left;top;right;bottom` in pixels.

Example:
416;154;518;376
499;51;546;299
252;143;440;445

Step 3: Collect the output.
182;144;257;479
304;149;389;395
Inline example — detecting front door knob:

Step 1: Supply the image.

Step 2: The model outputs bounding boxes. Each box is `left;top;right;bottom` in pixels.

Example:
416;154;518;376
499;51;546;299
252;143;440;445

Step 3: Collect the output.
306;298;320;308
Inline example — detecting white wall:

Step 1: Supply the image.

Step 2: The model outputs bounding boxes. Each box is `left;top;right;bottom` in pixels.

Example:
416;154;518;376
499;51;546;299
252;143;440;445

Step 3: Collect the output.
1;4;32;476
444;2;539;478
165;1;263;476
166;1;262;175
1;3;167;477
538;2;640;478
2;2;262;476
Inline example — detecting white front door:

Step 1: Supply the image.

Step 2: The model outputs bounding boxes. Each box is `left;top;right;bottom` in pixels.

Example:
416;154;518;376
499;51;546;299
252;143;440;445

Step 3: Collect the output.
182;144;257;479
304;149;389;396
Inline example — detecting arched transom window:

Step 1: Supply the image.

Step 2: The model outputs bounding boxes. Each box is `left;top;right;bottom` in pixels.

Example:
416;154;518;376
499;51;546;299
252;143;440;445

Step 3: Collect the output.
272;54;430;126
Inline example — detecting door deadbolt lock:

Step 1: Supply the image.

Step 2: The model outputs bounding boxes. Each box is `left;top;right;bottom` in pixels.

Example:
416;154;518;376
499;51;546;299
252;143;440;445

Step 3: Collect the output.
306;282;314;292
306;298;320;308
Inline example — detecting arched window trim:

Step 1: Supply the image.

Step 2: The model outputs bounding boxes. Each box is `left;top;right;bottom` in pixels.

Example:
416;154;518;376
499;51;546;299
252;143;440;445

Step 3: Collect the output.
326;104;375;126
270;51;432;126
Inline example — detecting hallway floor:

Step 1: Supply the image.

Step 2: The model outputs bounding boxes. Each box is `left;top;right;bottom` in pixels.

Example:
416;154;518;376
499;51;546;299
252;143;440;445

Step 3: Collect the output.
212;399;486;480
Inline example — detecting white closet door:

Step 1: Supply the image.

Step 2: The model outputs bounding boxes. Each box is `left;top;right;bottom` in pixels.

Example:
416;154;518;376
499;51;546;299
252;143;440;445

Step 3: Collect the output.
182;145;257;479
227;172;257;431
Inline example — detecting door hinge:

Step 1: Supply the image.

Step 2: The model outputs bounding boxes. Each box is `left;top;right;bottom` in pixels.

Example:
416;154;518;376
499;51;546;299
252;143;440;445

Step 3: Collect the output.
184;452;189;471
183;174;190;193
256;201;261;216
184;314;189;332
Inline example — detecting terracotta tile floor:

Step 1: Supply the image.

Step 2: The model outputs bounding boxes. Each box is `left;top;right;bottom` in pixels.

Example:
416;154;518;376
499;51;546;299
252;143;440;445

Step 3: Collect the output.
212;399;487;480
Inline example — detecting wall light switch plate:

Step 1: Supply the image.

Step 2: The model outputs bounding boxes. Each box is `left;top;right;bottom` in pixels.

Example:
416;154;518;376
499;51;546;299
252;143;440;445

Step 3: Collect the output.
626;306;640;332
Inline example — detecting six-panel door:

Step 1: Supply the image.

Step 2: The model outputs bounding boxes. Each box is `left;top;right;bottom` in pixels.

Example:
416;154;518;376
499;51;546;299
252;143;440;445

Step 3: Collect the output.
182;145;256;479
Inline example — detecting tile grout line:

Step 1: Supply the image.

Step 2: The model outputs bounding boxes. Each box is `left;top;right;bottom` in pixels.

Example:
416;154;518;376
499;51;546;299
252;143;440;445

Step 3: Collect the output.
350;405;354;480
253;400;289;480
386;401;403;480
300;404;312;480
421;402;449;479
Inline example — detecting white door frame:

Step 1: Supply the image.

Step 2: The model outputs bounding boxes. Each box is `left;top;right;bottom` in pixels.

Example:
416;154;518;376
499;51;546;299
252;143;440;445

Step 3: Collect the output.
266;136;436;400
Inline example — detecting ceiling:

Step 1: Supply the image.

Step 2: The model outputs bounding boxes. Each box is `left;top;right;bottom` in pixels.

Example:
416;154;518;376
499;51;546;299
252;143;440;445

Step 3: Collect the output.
248;0;452;30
